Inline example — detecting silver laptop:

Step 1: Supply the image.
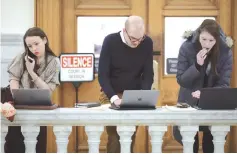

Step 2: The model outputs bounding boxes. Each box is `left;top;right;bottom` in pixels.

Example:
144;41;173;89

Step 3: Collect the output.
12;89;52;106
111;90;159;110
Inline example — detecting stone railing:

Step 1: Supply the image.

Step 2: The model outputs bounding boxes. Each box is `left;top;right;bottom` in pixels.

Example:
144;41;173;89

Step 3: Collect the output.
1;105;237;153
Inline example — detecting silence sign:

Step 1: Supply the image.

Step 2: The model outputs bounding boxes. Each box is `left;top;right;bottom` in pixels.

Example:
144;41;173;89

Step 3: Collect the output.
60;53;95;82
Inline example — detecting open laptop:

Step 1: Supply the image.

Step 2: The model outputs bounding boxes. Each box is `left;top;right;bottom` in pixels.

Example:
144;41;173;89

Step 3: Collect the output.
110;90;159;110
12;89;52;106
196;88;237;110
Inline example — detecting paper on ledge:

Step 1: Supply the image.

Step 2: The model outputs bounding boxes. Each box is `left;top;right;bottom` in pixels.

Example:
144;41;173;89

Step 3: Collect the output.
163;105;197;111
86;104;110;110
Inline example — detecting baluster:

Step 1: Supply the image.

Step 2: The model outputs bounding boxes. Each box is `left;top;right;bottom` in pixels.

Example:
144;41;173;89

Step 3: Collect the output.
210;126;230;153
1;125;8;153
148;126;167;153
85;126;104;153
117;126;136;153
179;126;198;153
53;126;72;153
21;125;40;153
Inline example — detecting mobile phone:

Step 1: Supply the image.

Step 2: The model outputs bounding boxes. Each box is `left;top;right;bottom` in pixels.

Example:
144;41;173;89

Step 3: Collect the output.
203;48;210;56
176;103;190;108
27;51;34;63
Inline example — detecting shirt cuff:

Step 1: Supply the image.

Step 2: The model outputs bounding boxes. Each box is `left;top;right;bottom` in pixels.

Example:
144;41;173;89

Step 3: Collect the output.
110;95;120;104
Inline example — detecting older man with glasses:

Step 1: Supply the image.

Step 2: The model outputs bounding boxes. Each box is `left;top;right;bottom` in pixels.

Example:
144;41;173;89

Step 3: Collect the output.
98;15;154;153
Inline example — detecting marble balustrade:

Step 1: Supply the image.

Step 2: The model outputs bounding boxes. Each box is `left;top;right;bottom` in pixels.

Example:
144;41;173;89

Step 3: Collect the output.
1;106;236;153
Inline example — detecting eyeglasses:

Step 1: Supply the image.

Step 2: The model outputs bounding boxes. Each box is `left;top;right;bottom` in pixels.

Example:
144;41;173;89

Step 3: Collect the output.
125;29;146;43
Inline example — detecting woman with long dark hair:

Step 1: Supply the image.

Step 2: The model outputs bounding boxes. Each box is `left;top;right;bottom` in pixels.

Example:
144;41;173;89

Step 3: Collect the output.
173;19;233;153
5;27;60;153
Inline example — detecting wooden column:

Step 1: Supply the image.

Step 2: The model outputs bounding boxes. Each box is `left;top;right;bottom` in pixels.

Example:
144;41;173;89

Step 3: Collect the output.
130;0;149;153
35;0;62;152
230;0;237;153
131;0;148;31
61;0;77;152
220;0;237;153
219;0;232;35
35;0;62;105
148;1;168;153
231;0;237;89
148;0;164;92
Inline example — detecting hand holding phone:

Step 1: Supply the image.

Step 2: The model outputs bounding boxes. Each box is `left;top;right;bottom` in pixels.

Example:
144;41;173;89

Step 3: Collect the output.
24;56;35;73
196;48;208;66
28;56;33;63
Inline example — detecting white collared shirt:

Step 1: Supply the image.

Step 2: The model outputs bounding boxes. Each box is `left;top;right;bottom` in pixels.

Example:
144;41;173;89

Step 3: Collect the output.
120;30;126;44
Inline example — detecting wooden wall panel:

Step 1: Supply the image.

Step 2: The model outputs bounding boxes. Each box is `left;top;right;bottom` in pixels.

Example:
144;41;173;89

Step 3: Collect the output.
231;0;237;88
35;0;236;152
35;0;62;103
148;0;235;153
164;0;218;10
148;0;164;93
230;0;237;152
60;0;149;153
130;0;147;28
219;1;236;152
75;0;131;15
75;0;131;9
219;0;232;35
61;0;77;152
130;1;149;152
35;0;62;153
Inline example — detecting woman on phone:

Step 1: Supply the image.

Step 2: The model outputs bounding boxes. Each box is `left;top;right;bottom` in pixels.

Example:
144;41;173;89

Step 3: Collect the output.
5;27;60;153
173;19;233;153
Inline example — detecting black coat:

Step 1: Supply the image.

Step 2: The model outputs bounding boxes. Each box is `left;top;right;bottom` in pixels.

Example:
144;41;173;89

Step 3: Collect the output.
176;31;233;106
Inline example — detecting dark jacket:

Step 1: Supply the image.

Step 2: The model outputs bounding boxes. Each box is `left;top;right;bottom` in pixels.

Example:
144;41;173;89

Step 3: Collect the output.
176;29;233;106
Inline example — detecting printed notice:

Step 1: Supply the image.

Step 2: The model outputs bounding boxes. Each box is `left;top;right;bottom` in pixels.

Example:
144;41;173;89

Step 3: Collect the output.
60;53;94;82
166;58;178;74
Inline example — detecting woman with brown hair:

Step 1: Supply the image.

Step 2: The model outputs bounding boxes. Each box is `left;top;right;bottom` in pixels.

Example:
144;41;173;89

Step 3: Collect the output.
5;27;60;153
173;19;233;153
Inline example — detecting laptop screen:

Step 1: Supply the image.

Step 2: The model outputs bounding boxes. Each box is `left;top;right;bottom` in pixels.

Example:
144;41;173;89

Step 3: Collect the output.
12;89;52;106
198;88;237;110
113;90;159;110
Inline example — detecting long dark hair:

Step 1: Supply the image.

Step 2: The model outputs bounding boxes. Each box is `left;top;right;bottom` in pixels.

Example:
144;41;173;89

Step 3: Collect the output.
195;19;220;76
23;27;56;87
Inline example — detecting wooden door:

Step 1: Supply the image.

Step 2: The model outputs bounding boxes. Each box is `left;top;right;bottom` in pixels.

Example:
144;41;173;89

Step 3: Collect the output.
35;0;237;153
148;0;236;153
42;0;150;152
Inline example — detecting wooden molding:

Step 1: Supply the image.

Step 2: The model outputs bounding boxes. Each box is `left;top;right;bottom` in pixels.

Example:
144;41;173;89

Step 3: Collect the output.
75;9;130;16
75;0;131;9
164;0;218;10
163;10;218;16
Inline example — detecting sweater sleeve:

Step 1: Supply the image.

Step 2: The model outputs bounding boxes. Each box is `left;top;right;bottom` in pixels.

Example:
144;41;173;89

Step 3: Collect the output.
98;35;116;99
141;38;154;90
